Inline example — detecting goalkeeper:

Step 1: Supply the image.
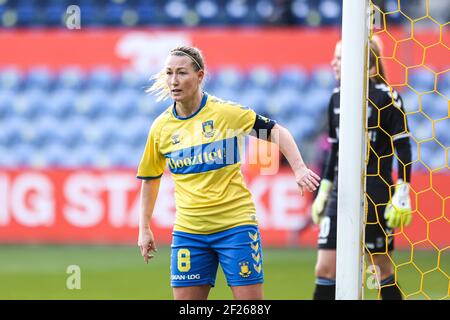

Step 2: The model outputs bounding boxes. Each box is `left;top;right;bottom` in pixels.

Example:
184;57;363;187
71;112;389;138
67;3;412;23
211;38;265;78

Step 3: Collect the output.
311;38;412;300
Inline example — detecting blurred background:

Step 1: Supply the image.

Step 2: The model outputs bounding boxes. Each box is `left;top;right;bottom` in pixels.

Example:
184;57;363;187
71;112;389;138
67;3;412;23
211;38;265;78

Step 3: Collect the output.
0;0;448;300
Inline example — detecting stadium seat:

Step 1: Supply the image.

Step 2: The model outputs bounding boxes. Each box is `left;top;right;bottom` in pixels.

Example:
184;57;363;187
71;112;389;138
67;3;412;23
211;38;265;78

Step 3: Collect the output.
26;67;54;90
291;0;310;25
88;67;117;91
42;142;69;167
121;116;152;149
408;68;436;93
47;89;77;119
310;66;336;90
278;66;309;90
73;89;109;119
110;89;140;119
0;90;15;119
33;115;63;148
46;2;67;26
195;0;223;26
434;118;450;148
56;67;87;90
15;2;35;27
247;66;277;90
302;88;331;116
12;89;46;120
420;93;448;120
0;67;23;91
408;113;433;141
163;0;188;26
214;67;246;91
318;0;341;25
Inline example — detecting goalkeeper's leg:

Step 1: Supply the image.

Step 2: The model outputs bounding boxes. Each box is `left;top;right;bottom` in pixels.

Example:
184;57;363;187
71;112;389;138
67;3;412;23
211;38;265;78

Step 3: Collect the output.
369;252;402;300
365;181;402;300
313;189;338;300
313;248;336;300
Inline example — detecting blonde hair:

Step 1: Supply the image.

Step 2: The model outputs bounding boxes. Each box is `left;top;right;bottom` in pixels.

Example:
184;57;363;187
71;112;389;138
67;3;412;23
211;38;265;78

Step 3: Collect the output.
146;46;206;101
369;36;387;84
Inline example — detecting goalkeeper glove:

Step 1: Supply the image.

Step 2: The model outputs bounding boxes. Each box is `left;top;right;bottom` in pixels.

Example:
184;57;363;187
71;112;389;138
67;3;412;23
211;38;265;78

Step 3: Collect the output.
311;179;333;224
384;179;412;228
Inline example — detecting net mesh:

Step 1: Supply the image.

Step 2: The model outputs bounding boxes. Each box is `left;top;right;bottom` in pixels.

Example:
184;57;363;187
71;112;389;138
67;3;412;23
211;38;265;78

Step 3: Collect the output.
364;0;449;300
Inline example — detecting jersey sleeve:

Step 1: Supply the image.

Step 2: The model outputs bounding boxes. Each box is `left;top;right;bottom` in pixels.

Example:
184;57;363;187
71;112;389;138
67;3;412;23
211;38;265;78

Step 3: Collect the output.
384;93;409;140
327;94;338;143
136;120;166;180
223;103;258;135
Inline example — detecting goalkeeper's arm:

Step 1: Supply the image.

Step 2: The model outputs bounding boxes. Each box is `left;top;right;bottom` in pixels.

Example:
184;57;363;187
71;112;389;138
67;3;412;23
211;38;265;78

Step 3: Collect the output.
311;142;337;224
384;137;413;228
394;137;412;184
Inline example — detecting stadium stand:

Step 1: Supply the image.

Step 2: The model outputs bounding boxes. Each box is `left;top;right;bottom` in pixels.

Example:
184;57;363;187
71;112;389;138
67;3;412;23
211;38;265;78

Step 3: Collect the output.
0;0;432;28
0;65;444;169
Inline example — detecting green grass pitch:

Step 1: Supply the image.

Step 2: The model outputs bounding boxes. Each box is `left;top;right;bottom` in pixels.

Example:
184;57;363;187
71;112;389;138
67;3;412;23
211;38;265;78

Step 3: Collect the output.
0;245;447;300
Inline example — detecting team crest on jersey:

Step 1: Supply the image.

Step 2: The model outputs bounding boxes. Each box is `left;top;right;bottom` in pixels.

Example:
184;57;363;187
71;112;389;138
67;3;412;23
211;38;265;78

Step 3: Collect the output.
171;134;180;145
202;120;215;138
239;261;252;278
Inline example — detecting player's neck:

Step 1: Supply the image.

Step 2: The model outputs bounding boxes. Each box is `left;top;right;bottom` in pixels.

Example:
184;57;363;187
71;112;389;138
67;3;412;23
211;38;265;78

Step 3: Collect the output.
175;91;203;118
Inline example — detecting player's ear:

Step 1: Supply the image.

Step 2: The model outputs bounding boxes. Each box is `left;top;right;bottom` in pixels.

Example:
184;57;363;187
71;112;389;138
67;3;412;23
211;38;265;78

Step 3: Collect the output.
197;69;205;83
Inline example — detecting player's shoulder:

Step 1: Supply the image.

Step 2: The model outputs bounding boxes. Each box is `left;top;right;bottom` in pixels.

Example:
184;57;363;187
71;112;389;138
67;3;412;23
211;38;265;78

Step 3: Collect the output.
372;82;401;98
372;82;404;109
328;87;340;107
150;104;172;134
207;94;250;113
332;87;340;95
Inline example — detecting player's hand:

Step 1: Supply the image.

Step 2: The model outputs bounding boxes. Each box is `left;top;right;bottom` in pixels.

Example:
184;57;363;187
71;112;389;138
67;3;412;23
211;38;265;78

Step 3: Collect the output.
138;228;157;264
311;179;332;224
295;166;321;196
384;179;412;228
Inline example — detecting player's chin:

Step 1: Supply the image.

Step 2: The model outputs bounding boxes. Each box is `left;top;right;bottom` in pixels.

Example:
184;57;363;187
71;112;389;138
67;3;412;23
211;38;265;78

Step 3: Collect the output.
171;94;185;102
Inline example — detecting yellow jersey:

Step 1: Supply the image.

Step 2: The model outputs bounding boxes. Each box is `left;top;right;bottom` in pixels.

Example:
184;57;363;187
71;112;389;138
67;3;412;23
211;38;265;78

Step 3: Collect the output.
137;93;259;234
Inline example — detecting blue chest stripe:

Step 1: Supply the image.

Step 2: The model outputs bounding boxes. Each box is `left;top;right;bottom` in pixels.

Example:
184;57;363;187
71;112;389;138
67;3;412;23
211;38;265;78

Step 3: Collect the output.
165;137;240;174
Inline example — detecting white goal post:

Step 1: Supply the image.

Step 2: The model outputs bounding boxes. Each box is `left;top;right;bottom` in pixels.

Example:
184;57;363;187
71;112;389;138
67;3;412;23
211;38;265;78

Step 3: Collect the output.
335;0;370;300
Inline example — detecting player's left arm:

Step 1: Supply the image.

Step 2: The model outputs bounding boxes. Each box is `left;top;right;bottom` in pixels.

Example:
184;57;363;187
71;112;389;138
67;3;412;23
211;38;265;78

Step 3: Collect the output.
252;115;320;196
234;105;320;195
385;93;413;228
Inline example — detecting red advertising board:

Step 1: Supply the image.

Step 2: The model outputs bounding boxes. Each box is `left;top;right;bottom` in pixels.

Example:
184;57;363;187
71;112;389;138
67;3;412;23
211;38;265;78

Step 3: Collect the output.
0;27;447;83
0;168;447;249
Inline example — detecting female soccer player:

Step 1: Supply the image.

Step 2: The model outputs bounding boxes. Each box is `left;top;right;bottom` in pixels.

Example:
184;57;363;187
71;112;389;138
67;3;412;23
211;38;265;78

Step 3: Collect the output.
137;46;320;300
311;38;412;300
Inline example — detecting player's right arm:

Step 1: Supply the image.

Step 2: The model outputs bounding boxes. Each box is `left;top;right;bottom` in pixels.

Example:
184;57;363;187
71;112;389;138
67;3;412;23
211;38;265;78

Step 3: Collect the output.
136;117;166;263
138;178;161;263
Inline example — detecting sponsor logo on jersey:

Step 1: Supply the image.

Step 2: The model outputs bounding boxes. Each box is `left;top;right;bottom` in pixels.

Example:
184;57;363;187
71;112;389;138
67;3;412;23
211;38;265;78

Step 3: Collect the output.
165;137;239;174
171;274;201;281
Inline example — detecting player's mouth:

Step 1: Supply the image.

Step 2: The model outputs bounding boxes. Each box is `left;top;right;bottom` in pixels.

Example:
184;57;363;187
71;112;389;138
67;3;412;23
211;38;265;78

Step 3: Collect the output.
171;89;182;94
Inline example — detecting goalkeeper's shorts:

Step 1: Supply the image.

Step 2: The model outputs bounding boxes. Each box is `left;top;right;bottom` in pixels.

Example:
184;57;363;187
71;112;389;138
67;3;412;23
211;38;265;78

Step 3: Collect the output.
317;182;394;253
170;224;264;287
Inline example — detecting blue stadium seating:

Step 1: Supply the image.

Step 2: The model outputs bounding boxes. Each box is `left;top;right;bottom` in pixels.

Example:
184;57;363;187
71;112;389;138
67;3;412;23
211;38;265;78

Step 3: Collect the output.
0;0;422;28
0;65;440;169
